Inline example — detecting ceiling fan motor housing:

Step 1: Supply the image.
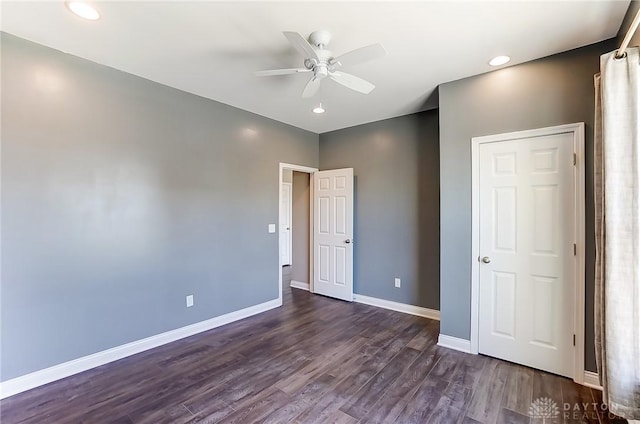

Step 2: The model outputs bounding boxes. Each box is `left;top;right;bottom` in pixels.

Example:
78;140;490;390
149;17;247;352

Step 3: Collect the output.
315;64;329;79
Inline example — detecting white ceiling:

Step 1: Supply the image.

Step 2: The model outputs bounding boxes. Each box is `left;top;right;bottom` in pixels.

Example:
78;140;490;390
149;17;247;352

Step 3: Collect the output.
1;1;629;134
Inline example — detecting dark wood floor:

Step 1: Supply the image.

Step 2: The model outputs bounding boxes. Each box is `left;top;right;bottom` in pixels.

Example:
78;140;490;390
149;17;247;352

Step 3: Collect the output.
0;285;627;424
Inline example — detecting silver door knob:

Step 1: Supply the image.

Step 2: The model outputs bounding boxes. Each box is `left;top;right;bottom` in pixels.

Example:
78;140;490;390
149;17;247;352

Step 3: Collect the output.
345;239;351;244
481;256;491;264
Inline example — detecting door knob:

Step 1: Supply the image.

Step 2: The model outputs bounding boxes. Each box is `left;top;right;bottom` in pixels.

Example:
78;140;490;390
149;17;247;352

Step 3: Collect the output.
481;256;491;264
345;239;351;244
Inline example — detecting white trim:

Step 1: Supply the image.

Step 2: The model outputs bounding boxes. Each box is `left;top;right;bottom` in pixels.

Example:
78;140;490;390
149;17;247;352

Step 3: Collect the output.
290;280;310;291
353;294;440;321
437;334;472;354
582;371;602;390
0;298;281;400
309;175;315;294
278;163;318;303
572;123;587;385
470;122;586;385
471;130;480;355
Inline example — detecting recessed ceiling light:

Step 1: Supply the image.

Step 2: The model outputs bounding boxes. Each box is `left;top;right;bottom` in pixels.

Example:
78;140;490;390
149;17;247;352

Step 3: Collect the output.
66;2;100;20
313;104;325;114
489;55;510;67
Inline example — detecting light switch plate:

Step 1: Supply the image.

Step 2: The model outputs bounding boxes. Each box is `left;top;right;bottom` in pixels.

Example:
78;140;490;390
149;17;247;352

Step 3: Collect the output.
268;224;276;233
186;295;194;307
394;278;401;288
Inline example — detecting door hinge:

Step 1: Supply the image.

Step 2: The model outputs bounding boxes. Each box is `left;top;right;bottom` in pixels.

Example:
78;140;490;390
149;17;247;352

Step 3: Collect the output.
573;153;577;165
573;243;577;256
573;334;576;346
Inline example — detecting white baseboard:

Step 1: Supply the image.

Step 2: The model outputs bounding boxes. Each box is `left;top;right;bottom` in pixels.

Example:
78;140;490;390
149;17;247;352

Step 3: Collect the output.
437;334;472;354
352;294;440;321
583;371;602;390
290;280;310;291
0;298;281;400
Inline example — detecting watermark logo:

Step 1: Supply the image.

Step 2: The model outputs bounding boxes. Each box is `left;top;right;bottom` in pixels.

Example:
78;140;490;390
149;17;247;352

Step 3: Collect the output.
529;397;560;422
528;397;622;422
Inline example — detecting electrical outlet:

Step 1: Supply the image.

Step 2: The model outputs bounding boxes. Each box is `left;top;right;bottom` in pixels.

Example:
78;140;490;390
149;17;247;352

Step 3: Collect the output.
268;224;276;233
394;278;401;288
186;295;194;308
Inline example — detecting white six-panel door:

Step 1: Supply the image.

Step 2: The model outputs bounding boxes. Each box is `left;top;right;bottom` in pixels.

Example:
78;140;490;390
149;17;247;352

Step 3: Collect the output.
313;169;354;301
478;132;575;378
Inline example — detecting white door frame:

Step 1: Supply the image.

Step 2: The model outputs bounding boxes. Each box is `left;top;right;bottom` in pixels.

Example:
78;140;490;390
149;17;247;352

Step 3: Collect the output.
470;122;585;384
278;163;318;304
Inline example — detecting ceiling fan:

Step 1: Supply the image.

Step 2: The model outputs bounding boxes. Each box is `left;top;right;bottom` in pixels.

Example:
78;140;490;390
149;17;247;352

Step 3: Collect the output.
255;30;386;98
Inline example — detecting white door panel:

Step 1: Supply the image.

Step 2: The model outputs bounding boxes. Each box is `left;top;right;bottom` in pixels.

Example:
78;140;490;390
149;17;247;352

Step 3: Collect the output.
478;132;575;378
313;168;353;301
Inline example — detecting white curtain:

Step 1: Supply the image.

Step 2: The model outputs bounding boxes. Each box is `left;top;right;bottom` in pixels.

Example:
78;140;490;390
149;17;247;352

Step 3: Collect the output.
594;47;640;421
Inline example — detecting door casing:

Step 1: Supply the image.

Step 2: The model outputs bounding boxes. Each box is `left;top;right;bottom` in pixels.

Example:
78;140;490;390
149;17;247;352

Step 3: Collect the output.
470;123;585;384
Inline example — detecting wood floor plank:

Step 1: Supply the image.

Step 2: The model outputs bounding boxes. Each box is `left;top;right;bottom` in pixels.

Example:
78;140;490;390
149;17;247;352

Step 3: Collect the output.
391;376;450;424
359;344;443;424
465;358;509;423
560;377;600;424
428;347;467;380
290;323;423;424
128;403;193;424
530;370;564;424
328;410;359;424
173;381;234;422
425;381;472;424
216;387;292;424
339;346;421;419
276;336;369;395
501;363;534;416
290;373;355;424
216;349;312;409
406;320;439;351
79;347;248;421
83;416;135;424
261;374;337;424
497;408;531;424
447;353;487;389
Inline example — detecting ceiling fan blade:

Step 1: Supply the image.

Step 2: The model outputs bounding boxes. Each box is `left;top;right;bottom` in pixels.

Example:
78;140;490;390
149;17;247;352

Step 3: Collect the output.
302;76;322;98
330;71;375;94
254;68;311;77
331;43;386;68
283;31;319;60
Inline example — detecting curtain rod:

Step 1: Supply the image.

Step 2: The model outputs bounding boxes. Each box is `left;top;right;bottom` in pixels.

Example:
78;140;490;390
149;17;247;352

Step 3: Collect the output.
616;8;640;58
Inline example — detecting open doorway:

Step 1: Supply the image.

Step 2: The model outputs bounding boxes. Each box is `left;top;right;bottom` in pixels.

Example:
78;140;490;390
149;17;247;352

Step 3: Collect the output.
278;163;317;303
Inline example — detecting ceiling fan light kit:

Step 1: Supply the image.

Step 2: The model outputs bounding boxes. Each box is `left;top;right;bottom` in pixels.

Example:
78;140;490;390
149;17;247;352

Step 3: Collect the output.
313;103;325;114
255;30;386;99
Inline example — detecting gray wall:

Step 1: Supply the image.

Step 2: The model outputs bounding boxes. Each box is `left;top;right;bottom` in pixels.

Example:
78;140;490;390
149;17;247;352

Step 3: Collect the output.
438;39;616;372
320;110;440;310
291;172;310;283
1;33;318;381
